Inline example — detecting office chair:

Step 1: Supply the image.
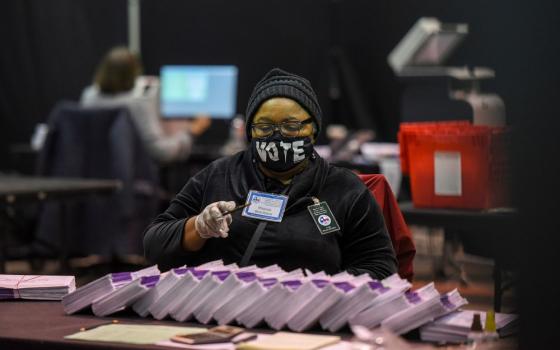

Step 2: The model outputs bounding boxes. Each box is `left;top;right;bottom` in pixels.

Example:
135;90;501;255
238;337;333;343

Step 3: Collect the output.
34;101;160;261
358;174;416;281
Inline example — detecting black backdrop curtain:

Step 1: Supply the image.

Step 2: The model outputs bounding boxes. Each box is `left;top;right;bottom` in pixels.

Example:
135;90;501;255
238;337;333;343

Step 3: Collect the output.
1;0;559;173
0;0;127;172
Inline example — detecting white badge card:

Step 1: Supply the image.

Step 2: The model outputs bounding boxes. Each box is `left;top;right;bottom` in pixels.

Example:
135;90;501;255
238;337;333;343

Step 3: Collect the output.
242;190;289;222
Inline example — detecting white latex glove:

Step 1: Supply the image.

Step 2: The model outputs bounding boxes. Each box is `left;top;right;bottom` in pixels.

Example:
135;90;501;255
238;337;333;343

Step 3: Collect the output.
195;201;236;239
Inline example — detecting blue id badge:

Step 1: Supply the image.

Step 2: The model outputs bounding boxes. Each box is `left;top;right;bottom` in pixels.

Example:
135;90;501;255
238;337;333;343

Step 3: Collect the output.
242;190;289;222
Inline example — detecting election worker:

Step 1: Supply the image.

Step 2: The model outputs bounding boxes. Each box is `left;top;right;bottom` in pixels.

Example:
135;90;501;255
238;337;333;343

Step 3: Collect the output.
81;46;210;164
143;68;397;279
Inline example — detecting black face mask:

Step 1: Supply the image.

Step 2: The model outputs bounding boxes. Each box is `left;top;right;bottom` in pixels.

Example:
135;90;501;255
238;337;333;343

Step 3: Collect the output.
252;133;314;173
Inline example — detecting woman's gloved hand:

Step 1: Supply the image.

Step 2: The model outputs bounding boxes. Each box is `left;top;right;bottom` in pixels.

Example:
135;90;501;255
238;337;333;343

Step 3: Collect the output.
195;201;236;239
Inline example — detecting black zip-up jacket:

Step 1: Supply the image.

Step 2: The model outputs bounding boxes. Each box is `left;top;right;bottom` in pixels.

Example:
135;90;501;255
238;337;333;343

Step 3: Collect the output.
144;148;397;279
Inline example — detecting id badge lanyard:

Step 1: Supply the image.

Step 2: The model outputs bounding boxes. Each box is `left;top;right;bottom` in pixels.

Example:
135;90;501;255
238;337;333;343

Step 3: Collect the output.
240;186;290;267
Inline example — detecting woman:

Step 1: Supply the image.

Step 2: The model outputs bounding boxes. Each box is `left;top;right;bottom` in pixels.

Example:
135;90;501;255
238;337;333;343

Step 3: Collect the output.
81;46;210;163
144;68;397;279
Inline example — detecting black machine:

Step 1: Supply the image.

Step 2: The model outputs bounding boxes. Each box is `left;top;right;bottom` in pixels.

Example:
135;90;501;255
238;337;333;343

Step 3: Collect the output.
389;17;506;126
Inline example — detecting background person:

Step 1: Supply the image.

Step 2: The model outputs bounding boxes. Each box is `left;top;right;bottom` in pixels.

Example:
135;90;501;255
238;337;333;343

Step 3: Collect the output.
81;46;210;164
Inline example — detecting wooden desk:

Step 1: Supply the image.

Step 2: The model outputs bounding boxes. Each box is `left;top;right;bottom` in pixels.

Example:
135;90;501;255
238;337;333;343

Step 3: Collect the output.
398;202;518;312
0;301;331;350
0;176;122;272
0;301;198;350
0;301;516;350
0;176;121;204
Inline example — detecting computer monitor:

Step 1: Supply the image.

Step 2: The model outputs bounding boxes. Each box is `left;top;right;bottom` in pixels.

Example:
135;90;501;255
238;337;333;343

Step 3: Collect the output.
160;65;238;119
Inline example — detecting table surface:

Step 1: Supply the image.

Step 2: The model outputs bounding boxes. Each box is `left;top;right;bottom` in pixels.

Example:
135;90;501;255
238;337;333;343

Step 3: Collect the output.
0;301;332;350
398;201;518;230
0;301;518;350
0;176;121;203
0;301;192;350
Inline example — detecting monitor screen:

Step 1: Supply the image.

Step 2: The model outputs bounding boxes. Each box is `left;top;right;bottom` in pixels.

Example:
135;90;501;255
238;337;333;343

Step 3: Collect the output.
160;65;238;119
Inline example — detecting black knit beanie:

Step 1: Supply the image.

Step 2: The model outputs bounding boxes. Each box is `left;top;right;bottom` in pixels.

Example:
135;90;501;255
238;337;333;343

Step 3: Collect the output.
245;68;322;141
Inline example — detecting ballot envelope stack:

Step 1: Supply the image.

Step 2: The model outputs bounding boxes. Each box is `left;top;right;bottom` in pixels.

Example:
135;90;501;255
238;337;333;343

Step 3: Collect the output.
133;259;227;319
91;275;161;317
0;275;75;300
59;261;512;337
419;310;519;343
62;265;159;314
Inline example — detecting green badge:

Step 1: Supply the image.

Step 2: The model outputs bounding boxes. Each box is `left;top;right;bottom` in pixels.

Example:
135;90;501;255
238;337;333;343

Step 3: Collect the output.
307;199;340;235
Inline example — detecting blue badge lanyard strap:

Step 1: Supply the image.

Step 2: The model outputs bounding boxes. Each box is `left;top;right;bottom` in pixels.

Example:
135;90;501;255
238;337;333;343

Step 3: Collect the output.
240;186;290;267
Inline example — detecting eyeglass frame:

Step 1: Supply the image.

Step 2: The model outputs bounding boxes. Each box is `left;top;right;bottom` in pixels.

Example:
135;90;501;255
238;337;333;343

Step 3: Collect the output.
251;118;314;138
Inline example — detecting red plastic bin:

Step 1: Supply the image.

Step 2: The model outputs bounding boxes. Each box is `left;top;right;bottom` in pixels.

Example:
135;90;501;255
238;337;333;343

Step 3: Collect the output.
398;121;472;175
398;121;510;210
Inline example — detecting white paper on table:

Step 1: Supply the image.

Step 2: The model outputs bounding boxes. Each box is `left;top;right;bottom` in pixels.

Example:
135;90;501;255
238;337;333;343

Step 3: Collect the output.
0;275;75;289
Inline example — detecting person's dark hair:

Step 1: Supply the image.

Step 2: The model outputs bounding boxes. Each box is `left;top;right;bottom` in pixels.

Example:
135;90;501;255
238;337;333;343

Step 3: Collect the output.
94;46;143;94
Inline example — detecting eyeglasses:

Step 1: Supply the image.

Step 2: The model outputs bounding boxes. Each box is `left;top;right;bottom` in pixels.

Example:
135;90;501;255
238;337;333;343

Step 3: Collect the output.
251;119;313;138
